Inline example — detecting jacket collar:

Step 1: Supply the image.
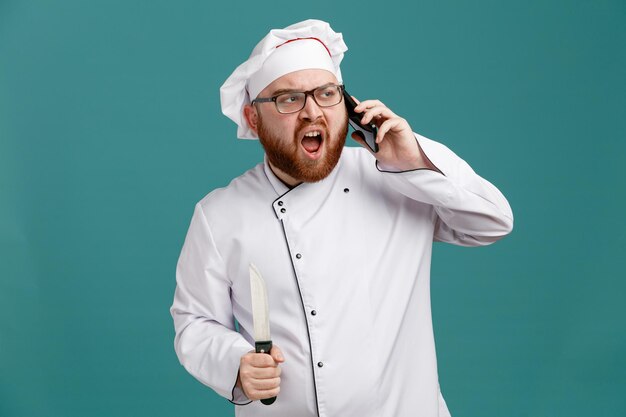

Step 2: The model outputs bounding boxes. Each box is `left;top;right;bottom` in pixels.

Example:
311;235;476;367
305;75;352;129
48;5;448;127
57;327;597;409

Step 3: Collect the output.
262;151;345;223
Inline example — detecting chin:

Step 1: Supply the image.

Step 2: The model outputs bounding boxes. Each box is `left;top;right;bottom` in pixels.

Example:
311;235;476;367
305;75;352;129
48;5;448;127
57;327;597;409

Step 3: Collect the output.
258;116;348;183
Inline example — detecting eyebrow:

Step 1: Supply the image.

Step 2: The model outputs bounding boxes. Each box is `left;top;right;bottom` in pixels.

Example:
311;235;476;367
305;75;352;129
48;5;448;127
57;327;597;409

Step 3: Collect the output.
269;83;336;97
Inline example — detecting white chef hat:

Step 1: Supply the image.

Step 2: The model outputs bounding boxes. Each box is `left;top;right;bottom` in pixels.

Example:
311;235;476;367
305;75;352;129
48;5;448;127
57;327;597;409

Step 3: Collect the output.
220;19;348;139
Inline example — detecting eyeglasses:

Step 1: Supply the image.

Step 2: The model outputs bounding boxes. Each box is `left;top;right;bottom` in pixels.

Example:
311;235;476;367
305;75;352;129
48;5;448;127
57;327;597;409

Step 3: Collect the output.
252;84;344;114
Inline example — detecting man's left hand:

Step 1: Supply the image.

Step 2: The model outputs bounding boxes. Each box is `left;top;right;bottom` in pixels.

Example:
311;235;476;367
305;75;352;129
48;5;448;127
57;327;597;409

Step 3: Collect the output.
352;98;437;172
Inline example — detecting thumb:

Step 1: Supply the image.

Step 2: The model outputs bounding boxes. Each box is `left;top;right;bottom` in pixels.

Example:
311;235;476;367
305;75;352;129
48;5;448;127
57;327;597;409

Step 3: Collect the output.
351;131;366;146
352;131;374;153
270;345;285;363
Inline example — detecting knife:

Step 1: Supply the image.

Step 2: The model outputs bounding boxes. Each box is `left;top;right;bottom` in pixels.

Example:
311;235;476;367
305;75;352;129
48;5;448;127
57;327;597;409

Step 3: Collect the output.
249;263;277;405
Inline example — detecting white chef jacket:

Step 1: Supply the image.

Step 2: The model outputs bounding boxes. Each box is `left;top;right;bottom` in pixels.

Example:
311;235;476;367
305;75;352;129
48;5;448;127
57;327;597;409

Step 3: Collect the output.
171;133;513;417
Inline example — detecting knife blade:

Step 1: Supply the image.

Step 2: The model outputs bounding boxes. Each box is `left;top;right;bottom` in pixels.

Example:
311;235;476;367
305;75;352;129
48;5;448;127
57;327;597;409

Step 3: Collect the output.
249;263;277;405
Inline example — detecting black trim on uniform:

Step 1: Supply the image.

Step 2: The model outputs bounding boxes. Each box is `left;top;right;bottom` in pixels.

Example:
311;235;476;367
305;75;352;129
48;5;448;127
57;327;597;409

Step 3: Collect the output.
279;219;321;417
271;182;302;219
374;137;445;176
228;368;253;406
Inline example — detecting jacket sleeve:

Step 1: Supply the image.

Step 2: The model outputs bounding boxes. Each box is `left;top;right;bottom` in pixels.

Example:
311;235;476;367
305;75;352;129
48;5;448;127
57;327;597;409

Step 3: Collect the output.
170;202;253;403
378;133;514;246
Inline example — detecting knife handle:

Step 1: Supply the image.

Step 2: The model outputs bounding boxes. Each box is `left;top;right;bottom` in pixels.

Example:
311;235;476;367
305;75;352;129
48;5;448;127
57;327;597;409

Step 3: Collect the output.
255;340;277;405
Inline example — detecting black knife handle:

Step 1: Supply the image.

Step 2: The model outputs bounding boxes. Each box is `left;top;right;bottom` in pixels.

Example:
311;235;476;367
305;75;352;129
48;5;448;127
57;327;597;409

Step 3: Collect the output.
255;340;276;405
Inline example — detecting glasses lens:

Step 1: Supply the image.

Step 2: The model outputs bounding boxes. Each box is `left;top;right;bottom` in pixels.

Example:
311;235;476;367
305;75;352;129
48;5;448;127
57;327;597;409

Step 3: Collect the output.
274;85;343;113
275;92;306;113
314;85;342;107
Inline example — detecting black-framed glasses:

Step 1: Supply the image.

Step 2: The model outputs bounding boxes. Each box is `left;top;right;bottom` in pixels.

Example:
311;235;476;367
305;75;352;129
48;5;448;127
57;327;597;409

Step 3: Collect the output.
252;84;344;114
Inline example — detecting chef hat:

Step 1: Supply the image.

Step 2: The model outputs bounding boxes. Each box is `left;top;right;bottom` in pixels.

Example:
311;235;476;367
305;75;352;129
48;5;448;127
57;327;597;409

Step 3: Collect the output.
220;19;348;139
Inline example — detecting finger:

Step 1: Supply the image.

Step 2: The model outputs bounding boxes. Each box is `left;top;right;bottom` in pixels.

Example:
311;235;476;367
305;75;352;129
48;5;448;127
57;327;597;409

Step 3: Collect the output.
360;106;396;125
244;385;281;401
350;96;366;114
355;99;384;111
351;131;376;152
255;386;281;400
270;345;285;363
251;365;281;379
243;352;278;368
240;364;280;383
351;130;366;145
249;376;281;391
354;99;385;113
376;118;404;143
377;118;401;143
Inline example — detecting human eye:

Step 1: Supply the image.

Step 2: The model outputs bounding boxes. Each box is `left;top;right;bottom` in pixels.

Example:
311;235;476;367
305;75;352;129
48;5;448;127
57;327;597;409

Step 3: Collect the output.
320;87;337;98
276;93;303;105
317;86;339;101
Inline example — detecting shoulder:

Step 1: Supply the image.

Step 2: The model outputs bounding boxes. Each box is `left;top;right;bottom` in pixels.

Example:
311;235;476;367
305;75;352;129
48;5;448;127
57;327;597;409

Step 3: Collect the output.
337;145;381;183
341;145;374;161
196;163;271;220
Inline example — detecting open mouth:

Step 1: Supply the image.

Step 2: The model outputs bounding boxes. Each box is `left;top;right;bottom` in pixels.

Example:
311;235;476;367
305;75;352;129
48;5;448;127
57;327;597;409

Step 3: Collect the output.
300;130;324;159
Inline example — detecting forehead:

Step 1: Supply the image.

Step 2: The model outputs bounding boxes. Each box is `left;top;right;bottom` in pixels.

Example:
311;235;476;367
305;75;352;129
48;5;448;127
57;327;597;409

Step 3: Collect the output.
262;69;339;95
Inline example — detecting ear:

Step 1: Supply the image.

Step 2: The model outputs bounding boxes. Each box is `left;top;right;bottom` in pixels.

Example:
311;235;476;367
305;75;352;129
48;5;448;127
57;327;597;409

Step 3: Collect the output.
243;104;259;136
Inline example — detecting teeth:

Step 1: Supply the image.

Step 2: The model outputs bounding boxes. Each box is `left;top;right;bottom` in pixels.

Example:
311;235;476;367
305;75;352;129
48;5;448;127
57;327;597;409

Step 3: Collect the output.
304;131;321;137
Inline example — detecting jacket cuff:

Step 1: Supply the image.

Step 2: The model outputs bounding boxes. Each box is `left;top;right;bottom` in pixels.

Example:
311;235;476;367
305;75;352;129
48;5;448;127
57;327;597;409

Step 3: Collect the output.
375;133;457;207
229;369;252;406
375;132;446;175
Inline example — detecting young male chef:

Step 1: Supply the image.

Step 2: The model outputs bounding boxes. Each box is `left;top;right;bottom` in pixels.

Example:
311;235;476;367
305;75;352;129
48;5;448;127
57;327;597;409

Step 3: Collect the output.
171;19;513;417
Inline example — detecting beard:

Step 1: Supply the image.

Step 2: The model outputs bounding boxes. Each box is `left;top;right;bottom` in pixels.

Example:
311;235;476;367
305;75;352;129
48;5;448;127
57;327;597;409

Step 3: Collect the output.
257;115;348;183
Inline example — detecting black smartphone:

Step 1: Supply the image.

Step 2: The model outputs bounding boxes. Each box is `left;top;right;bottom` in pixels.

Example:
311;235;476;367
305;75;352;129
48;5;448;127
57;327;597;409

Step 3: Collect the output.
343;88;379;153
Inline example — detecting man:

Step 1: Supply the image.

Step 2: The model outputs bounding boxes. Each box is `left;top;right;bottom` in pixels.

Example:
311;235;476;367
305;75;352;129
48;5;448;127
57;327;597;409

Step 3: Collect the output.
171;19;513;417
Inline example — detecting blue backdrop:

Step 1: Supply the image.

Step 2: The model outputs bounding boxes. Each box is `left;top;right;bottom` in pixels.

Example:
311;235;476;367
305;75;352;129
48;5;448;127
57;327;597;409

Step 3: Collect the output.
1;1;625;416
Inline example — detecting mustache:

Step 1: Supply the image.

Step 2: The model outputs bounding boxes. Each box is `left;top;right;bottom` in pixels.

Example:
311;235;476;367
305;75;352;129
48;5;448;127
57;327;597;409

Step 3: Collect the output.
296;121;328;137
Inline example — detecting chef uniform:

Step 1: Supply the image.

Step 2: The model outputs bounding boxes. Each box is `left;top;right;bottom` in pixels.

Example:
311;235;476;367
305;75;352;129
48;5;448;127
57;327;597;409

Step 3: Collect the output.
170;20;513;417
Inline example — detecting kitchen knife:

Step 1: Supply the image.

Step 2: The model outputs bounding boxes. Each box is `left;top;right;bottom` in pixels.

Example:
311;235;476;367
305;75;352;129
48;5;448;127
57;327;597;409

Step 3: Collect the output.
249;263;277;405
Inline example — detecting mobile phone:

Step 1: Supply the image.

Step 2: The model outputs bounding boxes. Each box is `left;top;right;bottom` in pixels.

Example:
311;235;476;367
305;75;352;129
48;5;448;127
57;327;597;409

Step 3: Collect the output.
343;88;379;153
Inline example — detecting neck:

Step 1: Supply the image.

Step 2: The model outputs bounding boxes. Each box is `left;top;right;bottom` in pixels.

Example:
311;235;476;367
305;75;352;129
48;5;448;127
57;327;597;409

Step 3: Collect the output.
268;161;301;189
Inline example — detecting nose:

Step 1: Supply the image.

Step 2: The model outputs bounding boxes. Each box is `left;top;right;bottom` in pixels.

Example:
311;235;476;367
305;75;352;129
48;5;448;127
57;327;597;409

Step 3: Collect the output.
298;93;323;121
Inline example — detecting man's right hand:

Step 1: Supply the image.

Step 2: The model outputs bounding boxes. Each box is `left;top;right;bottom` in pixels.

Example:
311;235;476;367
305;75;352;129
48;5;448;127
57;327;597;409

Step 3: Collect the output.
236;345;284;401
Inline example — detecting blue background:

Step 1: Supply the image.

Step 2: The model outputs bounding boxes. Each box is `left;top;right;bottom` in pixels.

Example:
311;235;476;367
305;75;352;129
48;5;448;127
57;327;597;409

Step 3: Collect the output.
1;1;625;416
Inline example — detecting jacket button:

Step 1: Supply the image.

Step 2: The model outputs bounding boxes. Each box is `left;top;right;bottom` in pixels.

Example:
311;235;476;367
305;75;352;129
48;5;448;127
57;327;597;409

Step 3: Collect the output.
317;362;324;368
311;310;317;316
277;201;283;206
296;253;302;259
280;208;286;213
